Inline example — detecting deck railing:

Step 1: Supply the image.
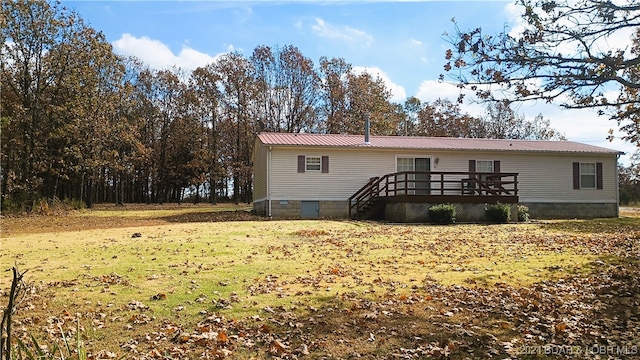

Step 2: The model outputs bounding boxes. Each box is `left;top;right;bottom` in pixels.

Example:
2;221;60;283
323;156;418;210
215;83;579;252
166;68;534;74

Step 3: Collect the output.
348;171;518;219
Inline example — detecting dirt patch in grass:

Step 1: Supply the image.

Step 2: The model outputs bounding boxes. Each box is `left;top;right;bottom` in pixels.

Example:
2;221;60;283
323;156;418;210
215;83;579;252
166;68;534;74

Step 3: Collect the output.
1;206;639;359
0;203;259;235
622;206;640;217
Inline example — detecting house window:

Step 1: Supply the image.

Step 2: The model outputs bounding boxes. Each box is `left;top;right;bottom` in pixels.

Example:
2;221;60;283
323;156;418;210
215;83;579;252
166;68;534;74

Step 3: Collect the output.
306;156;321;171
580;163;596;189
476;160;494;173
298;155;329;173
397;157;430;172
396;157;431;195
572;162;603;190
397;157;414;172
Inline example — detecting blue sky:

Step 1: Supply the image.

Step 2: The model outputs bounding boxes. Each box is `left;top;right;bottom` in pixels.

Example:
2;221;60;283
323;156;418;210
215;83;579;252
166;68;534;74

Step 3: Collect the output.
64;0;512;98
62;0;636;163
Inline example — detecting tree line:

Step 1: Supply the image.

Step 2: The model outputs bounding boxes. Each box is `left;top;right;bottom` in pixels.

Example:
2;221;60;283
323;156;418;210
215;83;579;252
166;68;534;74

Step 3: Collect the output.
0;0;579;211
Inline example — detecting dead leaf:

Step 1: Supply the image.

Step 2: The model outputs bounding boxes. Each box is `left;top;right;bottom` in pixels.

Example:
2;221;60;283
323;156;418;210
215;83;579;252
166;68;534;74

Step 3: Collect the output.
269;340;289;356
151;293;166;300
217;330;228;343
555;322;567;334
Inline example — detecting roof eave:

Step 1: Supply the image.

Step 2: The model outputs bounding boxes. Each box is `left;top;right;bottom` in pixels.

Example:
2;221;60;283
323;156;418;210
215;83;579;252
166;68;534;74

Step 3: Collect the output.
259;143;619;155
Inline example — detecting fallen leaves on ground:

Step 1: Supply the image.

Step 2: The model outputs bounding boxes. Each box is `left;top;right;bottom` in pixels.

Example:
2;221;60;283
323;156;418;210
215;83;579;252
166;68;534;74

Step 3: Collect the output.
3;208;640;359
10;258;640;359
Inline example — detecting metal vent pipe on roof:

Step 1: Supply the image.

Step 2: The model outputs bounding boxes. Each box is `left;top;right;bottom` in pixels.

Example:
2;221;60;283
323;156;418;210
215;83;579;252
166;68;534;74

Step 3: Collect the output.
364;114;371;145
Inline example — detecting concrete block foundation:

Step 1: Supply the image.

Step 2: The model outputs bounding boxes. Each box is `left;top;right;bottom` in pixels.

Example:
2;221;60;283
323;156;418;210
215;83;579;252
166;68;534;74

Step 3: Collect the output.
522;202;618;219
384;203;519;223
253;200;348;218
255;200;618;221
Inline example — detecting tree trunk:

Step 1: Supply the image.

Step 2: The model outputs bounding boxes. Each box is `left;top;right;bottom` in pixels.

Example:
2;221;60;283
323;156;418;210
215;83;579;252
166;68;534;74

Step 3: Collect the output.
85;178;93;208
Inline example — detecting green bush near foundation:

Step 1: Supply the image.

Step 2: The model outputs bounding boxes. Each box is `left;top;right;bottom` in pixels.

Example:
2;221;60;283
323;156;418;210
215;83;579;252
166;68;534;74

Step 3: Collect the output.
429;203;456;224
485;203;511;223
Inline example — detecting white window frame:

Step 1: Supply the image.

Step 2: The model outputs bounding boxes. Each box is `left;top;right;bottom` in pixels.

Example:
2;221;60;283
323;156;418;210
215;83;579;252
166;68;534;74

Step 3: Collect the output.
395;155;433;172
305;156;321;172
396;157;414;172
580;162;596;189
476;160;494;173
395;155;432;195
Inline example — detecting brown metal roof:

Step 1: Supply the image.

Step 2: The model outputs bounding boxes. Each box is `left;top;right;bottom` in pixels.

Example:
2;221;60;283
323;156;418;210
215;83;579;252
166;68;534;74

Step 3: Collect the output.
257;132;621;154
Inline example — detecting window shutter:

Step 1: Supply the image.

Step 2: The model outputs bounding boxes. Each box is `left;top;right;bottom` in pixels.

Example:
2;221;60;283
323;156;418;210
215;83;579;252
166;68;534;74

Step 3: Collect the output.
468;160;476;172
596;162;603;189
321;156;329;173
493;160;501;173
297;155;305;173
572;162;580;189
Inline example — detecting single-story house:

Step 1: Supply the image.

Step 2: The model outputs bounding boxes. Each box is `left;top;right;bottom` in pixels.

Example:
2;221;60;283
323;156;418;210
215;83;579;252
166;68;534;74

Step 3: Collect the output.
252;131;623;221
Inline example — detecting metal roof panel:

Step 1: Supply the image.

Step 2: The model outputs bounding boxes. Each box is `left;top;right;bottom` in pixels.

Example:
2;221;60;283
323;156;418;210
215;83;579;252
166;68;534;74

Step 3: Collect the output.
257;133;620;154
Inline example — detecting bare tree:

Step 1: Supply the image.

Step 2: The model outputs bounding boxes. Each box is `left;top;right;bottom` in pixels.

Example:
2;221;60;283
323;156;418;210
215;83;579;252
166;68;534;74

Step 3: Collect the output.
251;45;321;133
482;101;566;140
215;52;256;204
443;0;640;145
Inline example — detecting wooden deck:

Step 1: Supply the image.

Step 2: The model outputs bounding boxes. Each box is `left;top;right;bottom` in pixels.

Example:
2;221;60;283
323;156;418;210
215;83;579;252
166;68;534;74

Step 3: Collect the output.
348;171;519;219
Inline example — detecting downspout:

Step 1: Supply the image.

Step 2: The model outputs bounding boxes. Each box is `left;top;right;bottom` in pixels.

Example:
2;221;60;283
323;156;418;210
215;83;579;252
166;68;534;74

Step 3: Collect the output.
268;146;272;218
616;152;622;217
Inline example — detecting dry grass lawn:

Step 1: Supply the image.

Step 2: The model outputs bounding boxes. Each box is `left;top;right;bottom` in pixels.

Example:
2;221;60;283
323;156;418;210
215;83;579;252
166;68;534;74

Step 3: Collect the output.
1;205;639;359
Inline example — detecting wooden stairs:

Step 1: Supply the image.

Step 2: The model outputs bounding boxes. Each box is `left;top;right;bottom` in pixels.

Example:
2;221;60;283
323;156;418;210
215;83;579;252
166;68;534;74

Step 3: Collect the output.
348;176;385;220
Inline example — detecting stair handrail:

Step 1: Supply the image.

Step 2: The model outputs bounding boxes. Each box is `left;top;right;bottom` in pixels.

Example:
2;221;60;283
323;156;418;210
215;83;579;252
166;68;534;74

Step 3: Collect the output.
348;176;382;218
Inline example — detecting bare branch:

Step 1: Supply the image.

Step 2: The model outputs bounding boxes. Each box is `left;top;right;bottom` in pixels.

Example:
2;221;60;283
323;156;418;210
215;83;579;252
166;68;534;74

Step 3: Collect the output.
442;0;640;144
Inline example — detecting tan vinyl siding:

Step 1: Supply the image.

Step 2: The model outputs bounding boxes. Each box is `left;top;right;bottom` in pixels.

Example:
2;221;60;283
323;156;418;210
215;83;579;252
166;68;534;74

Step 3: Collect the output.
430;151;617;203
253;144;268;201
510;154;617;203
269;148;398;200
262;145;618;203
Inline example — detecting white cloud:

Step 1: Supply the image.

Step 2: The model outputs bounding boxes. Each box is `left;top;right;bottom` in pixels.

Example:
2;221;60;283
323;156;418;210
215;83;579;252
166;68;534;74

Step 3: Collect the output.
410;38;422;46
353;66;407;103
232;5;253;23
504;2;526;37
310;18;374;46
504;1;634;57
523;102;636;165
112;33;221;71
415;80;486;116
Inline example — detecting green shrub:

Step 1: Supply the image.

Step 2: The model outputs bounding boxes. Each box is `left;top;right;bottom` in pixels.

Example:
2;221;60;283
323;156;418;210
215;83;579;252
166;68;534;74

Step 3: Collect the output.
61;198;86;211
517;205;530;222
429;203;456;224
39;197;86;215
485;203;511;223
1;195;85;215
1;196;26;214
